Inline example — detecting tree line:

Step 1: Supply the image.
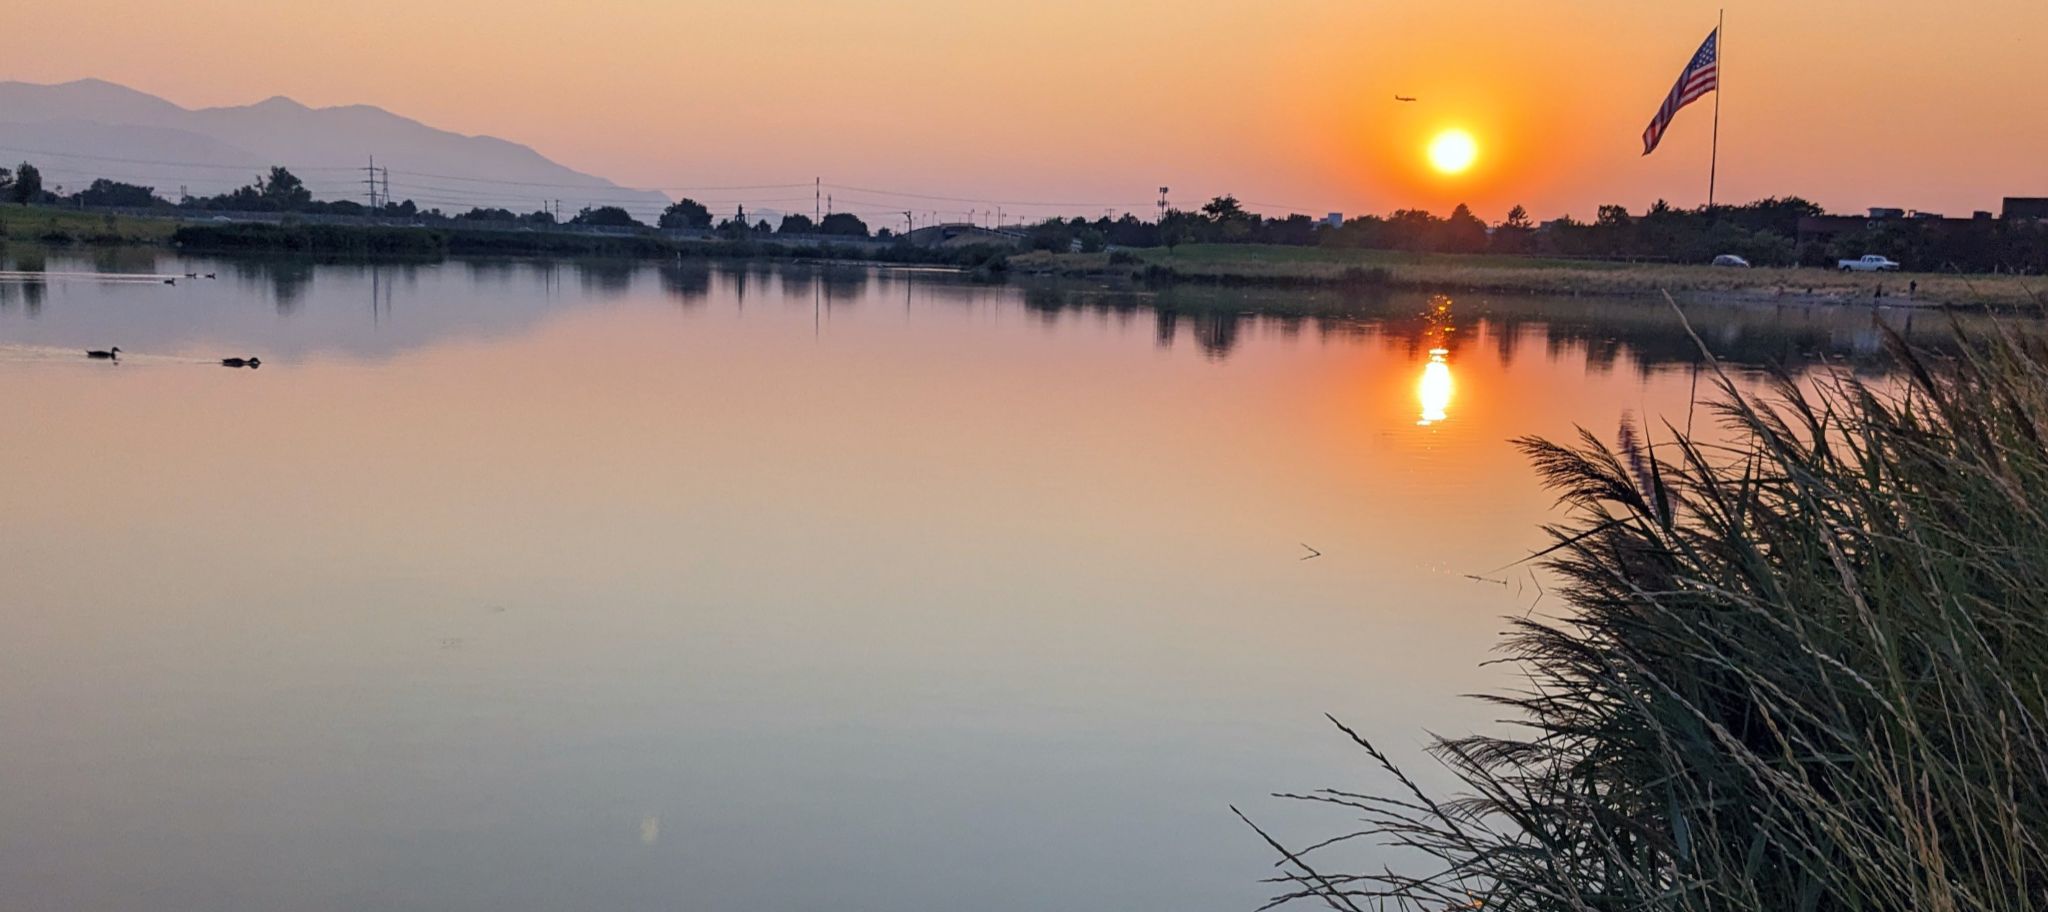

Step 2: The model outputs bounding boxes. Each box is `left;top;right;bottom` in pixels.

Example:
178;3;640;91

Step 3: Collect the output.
1017;194;2047;273
7;159;2044;273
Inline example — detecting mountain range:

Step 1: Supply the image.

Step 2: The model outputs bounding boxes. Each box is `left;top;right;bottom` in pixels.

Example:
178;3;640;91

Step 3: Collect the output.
0;78;671;219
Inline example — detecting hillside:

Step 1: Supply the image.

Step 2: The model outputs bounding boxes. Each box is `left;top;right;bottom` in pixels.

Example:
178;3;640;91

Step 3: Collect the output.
0;78;671;219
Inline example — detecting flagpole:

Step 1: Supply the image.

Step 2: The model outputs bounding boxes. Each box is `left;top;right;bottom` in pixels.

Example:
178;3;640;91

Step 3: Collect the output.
1709;9;1723;208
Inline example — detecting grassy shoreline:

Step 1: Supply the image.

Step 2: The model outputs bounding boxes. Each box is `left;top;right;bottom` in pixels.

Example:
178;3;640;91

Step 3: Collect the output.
1013;244;2047;309
0;204;179;244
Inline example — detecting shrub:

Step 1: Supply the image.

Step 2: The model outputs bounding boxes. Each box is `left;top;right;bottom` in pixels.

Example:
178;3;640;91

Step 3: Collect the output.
1251;315;2048;912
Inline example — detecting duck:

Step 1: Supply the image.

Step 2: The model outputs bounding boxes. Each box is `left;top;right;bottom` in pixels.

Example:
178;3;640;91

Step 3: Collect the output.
86;347;122;360
220;357;262;368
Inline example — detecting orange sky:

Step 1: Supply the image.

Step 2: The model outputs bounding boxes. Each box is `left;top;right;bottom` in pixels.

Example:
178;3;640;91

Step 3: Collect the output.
5;0;2044;222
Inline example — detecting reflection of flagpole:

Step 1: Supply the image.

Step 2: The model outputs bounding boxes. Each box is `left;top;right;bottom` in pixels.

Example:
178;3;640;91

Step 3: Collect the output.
1709;9;1724;207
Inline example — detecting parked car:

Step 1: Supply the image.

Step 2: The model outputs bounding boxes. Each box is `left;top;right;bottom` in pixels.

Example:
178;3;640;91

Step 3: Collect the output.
1711;254;1752;268
1838;254;1901;272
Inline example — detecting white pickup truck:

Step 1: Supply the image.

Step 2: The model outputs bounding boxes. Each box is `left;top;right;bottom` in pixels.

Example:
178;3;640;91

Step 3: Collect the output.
1838;254;1901;272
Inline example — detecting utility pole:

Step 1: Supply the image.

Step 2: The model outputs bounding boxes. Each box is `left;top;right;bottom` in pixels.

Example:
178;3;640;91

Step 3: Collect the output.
904;210;913;236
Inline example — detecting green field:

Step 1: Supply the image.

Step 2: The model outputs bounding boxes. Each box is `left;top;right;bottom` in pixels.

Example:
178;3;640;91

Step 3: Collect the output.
0;204;180;245
1014;243;2047;309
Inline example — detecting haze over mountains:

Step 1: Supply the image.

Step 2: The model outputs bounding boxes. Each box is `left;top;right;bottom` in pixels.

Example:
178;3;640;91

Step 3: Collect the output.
0;78;671;219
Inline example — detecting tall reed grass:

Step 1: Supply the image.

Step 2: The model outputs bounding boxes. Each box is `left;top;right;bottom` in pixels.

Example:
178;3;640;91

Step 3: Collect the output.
1248;311;2048;911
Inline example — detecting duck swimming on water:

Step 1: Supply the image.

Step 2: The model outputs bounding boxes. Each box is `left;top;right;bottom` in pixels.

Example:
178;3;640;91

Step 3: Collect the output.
220;357;262;368
86;347;122;360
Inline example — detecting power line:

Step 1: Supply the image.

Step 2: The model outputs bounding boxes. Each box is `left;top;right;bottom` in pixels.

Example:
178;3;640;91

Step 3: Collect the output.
3;140;1327;220
821;181;1152;209
0;143;358;172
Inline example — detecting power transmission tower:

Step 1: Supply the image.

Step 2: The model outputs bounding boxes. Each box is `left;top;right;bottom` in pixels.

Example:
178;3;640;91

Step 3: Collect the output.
815;177;821;225
1158;186;1170;222
365;155;382;208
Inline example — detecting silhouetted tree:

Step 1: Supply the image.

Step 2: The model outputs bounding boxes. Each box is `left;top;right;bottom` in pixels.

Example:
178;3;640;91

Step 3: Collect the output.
571;205;643;228
777;213;817;235
261;167;312;210
659;198;712;230
1492;205;1535;253
10;162;42;205
817;212;869;237
1385;209;1444;251
1159;209;1202;251
1200;195;1256;242
76;179;166;208
1442;204;1489;253
1254;213;1319;246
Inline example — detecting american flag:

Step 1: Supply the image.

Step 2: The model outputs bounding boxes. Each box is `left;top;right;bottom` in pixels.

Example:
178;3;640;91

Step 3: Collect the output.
1642;28;1719;156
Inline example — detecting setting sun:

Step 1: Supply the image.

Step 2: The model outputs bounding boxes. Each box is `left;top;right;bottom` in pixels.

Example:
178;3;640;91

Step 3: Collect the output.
1427;129;1479;175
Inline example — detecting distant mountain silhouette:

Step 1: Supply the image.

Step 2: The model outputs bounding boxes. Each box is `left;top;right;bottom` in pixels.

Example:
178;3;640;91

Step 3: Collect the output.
0;78;670;218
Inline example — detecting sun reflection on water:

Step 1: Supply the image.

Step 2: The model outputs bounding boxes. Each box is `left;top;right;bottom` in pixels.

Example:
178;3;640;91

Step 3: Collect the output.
1416;295;1457;426
1418;349;1454;425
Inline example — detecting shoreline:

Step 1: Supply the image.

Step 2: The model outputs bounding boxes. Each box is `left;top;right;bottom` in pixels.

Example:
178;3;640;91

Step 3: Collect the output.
4;205;2038;310
1006;248;2042;310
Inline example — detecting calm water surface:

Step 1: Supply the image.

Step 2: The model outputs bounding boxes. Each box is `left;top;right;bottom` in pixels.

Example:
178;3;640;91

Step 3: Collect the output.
0;252;1921;912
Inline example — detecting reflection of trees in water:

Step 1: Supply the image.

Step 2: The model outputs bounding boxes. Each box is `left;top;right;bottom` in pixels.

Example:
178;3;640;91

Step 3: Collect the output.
1155;310;1178;349
1189;311;1241;359
220;259;434;317
657;262;711;305
42;256;1956;374
576;260;636;296
0;279;45;316
226;260;317;314
819;267;865;306
780;270;815;303
1;249;47;316
1004;279;1961;371
463;259;526;287
89;247;162;275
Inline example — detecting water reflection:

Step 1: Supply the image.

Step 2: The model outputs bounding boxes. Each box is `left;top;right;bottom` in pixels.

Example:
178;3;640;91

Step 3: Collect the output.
0;251;1988;375
1418;350;1454;425
0;251;2028;912
1415;296;1458;426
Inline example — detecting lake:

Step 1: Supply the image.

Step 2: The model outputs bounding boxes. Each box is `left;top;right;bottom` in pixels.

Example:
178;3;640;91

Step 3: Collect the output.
0;251;1933;912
